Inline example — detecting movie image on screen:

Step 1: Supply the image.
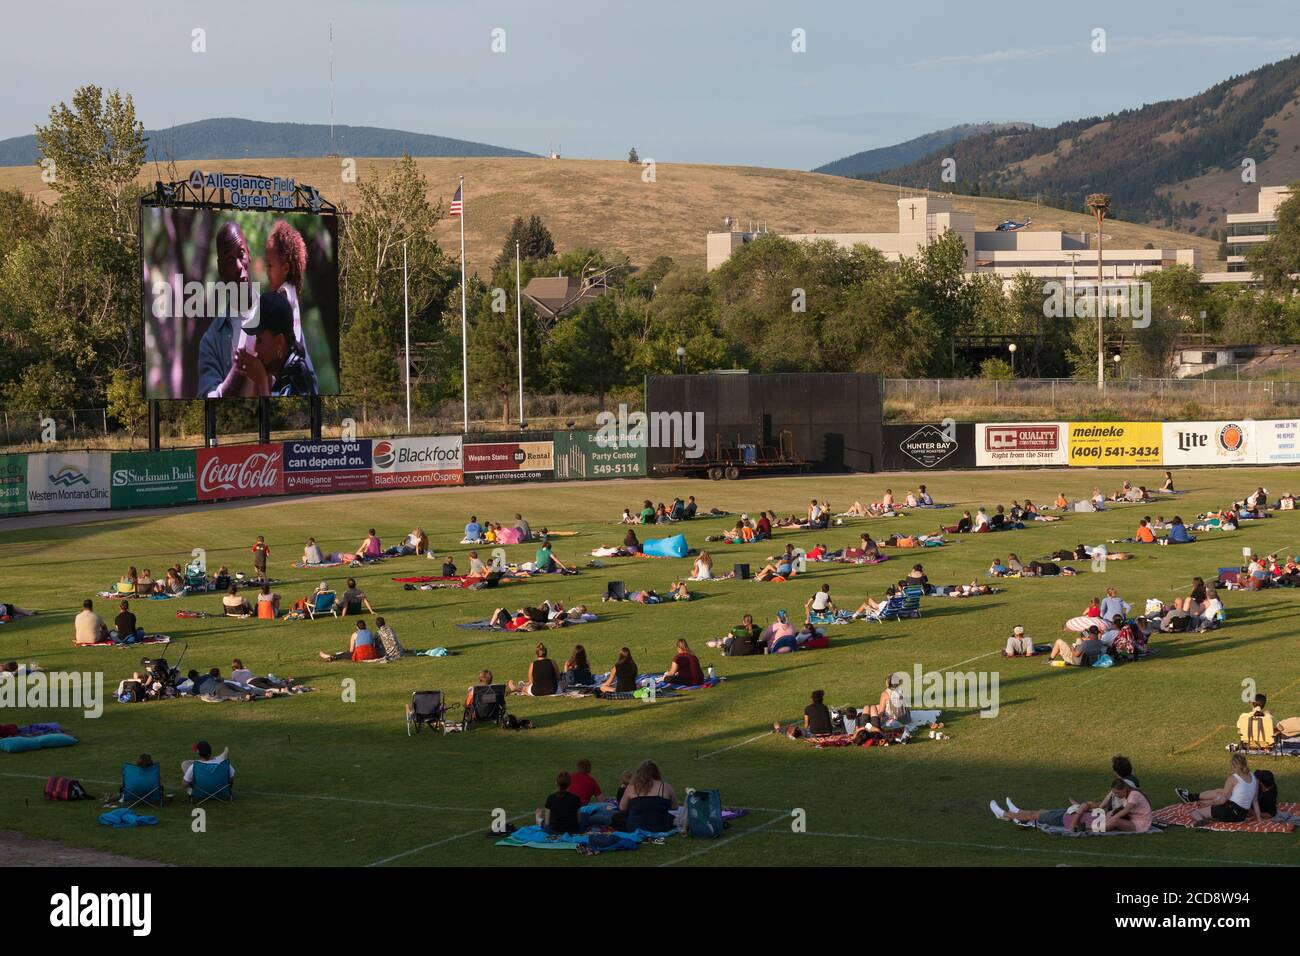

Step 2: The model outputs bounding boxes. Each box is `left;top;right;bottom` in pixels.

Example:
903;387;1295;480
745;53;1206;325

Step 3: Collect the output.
141;208;340;399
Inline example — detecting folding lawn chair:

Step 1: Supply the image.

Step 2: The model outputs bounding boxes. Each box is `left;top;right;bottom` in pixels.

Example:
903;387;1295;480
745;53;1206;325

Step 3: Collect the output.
462;684;508;730
406;690;446;736
121;762;164;810
901;585;925;616
188;759;233;806
306;590;337;619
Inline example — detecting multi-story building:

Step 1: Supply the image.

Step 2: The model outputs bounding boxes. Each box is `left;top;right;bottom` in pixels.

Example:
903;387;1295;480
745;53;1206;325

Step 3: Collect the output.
1201;185;1292;285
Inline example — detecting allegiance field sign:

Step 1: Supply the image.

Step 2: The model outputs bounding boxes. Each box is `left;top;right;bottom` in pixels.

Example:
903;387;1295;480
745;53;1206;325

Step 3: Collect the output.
284;440;372;493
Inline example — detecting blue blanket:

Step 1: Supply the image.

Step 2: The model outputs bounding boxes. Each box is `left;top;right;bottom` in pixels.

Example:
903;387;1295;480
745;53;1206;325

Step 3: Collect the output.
98;808;159;828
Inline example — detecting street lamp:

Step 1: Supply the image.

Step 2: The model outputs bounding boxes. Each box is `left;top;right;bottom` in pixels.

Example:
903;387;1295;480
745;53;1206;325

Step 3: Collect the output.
1086;193;1112;392
1112;352;1122;381
1007;342;1017;377
676;346;687;374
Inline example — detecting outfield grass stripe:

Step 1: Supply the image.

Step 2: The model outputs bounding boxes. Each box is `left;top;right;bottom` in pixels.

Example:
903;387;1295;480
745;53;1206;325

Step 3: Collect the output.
656;811;787;867
1171;724;1228;755
366;814;531;866
792;831;1295;866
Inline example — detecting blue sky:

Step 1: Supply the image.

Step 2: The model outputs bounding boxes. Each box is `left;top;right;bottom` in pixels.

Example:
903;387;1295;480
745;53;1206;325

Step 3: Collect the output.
1;0;1296;169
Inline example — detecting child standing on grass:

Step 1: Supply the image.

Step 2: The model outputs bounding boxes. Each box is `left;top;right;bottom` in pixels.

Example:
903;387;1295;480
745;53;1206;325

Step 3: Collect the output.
251;535;270;580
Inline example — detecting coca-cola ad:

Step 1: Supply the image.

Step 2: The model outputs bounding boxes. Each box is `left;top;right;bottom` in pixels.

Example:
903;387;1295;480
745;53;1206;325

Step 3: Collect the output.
196;444;285;501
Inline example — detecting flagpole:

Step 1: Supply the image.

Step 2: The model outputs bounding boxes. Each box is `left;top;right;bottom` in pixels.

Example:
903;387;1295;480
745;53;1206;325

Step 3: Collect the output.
516;239;524;428
402;241;411;433
459;174;468;434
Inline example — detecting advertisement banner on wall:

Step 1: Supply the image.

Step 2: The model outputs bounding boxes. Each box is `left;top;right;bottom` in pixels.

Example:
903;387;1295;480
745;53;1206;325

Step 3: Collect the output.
110;450;197;508
284;440;373;493
976;422;1068;467
26;452;111;512
1254;419;1300;465
553;431;647;480
1067;422;1162;467
370;436;463;488
880;423;975;471
0;454;27;515
463;440;554;484
196;444;284;501
1161;421;1253;466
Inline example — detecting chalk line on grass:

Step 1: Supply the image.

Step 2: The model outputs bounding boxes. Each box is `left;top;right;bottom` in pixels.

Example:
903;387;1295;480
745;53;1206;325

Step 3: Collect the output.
697;731;771;760
367;813;531;867
1171;723;1228;755
657;810;787;867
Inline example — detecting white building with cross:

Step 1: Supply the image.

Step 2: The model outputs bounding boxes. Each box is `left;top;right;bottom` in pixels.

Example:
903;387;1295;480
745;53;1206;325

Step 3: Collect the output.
705;194;1199;285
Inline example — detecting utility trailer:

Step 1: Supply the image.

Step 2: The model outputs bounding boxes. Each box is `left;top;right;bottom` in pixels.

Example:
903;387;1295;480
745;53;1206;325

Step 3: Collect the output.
652;429;810;480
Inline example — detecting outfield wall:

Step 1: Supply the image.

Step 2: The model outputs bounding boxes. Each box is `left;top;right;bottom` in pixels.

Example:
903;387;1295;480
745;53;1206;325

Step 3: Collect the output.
884;419;1300;471
5;418;1296;516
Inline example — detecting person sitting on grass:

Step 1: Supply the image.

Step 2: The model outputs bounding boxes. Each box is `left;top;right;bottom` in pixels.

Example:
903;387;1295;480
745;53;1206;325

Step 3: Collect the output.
774;689;835;738
714;613;762;655
508;642;560;696
988;556;1010;577
338;578;376;616
1177;753;1263;826
599;647;638;695
691;550;714;580
319;620;380;662
221;585;253;617
619;760;677;833
622;527;641;555
1049;627;1103;666
182;740;234;795
1102;777;1154;832
256;583;280;619
662;638;704;686
1166;515;1194;544
534;541;569;573
540;770;584;835
1002;625;1034;658
568;759;602;804
301;538;325;565
805;583;836;622
563;645;594;687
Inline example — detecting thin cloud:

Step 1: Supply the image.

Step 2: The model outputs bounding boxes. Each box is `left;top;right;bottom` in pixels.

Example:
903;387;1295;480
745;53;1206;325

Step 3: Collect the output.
1114;33;1299;51
908;47;1061;69
909;33;1300;69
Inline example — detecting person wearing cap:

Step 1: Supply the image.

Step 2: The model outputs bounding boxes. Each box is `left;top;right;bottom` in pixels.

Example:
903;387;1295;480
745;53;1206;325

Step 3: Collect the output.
237;291;318;397
760;610;797;653
181;740;235;793
1002;625;1034;657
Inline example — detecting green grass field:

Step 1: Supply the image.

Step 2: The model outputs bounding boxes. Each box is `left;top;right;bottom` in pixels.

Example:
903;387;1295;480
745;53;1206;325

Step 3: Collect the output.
1;467;1297;867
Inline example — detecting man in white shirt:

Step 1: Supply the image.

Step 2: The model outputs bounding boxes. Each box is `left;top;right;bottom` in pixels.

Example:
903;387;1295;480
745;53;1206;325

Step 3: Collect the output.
181;740;235;793
74;599;108;645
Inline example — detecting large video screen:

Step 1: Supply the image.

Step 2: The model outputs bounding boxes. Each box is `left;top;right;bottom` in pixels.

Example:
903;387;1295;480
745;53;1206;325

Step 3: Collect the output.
141;208;340;399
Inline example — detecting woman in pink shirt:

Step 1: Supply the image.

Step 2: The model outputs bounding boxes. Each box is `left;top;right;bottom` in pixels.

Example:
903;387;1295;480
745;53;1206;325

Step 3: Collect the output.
1104;777;1152;832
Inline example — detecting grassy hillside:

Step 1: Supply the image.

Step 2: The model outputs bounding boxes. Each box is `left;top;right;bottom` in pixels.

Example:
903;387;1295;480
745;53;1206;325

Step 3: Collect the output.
814;122;1032;178
0;467;1297;867
0;158;1223;271
871;53;1300;235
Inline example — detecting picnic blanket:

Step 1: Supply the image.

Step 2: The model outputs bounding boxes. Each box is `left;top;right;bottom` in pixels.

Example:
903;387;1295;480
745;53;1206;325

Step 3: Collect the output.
1033;819;1163;837
1151;801;1298;833
635;673;724;692
292;560;348;569
96;590;186;601
497;824;674;853
76;634;171;648
98;808;159;829
455;613;598;631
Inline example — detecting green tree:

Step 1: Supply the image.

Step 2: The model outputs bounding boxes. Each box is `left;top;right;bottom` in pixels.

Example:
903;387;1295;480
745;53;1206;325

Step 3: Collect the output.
494;214;556;272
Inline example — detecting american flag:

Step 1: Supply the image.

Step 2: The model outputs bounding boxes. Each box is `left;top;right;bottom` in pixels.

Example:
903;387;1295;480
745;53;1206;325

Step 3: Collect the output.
449;185;462;217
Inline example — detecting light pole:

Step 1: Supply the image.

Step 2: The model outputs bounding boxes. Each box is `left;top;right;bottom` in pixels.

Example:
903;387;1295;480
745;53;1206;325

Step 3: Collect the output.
1112;352;1122;381
676;346;686;375
1007;341;1017;377
1087;193;1111;392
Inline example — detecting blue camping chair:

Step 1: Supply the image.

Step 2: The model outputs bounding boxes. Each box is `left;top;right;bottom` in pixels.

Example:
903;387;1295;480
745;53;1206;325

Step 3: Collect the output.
122;762;164;809
188;759;233;806
306;590;337;619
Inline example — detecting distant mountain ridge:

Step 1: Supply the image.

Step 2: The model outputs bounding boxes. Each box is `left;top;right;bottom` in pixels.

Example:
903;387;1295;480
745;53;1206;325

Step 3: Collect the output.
814;123;1033;178
0;117;535;167
865;53;1300;233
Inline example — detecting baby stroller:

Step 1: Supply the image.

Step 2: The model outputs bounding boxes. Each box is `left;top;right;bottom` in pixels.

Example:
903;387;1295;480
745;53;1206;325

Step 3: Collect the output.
406;690;447;736
184;561;209;592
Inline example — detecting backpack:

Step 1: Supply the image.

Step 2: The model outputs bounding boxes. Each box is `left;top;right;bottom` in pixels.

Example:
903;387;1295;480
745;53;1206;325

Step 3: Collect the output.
686;789;724;839
44;776;89;801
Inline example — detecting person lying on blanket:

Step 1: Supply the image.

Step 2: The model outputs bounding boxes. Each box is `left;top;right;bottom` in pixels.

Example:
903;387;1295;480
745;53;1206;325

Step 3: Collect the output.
941;581;993;598
187;668;256;701
989;797;1102;831
841;501;869;517
599;648;638;695
1049;627;1104;666
774;689;835;738
227;659;299;695
318;621;380;662
0;602;35;622
662;638;704;686
507;642;561;696
1177;753;1265;826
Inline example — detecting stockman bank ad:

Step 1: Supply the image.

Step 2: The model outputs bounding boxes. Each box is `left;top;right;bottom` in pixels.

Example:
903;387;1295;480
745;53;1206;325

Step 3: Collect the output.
370;436;462;488
26;452;111;512
1067;422;1162;467
110;450;198;508
463;441;554;484
976;423;1068;467
0;454;26;515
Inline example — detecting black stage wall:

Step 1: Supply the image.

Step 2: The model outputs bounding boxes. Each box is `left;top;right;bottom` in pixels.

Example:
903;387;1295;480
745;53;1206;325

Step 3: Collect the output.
644;372;884;473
